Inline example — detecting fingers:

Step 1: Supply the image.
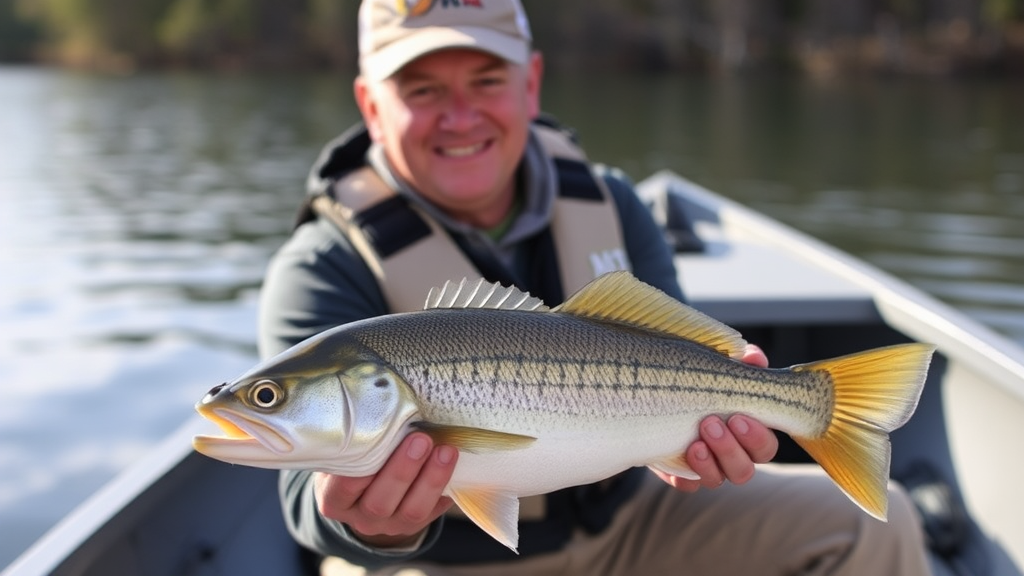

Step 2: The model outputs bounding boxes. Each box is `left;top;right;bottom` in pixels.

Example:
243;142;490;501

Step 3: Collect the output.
741;344;769;368
373;441;458;526
704;415;778;483
358;434;435;520
685;419;733;488
665;414;780;492
314;432;458;542
700;416;753;484
729;414;778;464
314;472;374;520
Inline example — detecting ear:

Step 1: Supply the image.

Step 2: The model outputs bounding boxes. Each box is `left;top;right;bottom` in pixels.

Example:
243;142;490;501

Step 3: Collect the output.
354;77;383;142
525;52;544;119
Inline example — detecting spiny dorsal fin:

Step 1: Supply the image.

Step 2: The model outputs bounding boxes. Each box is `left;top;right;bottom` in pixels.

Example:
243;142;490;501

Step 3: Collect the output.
425;278;550;312
554;271;748;359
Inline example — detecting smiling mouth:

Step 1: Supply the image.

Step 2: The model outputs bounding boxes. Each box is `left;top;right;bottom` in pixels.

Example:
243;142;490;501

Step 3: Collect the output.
437;141;489;158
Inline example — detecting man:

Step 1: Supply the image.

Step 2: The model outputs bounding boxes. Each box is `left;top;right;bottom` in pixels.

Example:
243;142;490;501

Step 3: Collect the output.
260;0;932;574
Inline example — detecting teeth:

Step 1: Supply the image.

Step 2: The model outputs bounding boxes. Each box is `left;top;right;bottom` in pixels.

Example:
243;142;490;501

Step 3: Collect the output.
441;143;484;157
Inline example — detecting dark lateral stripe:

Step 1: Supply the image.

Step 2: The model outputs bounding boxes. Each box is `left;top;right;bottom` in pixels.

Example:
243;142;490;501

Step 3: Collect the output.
421;352;821;392
413;355;825;413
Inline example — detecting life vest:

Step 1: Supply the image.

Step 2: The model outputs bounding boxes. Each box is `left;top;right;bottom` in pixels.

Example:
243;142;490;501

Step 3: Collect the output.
309;122;630;313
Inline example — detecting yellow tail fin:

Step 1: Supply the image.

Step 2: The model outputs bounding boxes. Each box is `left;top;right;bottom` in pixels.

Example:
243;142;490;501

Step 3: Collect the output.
791;343;935;520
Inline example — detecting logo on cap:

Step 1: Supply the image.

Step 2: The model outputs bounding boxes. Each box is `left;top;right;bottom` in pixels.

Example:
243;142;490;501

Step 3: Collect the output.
396;0;484;17
396;0;432;16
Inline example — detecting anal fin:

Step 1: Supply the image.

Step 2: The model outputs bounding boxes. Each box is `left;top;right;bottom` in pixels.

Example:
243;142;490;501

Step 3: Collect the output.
448;486;521;553
648;454;700;480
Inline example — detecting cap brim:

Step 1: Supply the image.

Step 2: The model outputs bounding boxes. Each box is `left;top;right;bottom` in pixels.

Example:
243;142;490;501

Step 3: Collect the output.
360;26;530;82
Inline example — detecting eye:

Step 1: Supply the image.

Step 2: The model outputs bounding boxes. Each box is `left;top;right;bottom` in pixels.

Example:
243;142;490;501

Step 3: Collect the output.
250;380;283;409
476;74;505;89
402;82;438;102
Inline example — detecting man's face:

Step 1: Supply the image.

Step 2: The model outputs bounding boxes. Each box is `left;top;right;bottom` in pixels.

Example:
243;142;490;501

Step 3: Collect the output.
355;49;542;228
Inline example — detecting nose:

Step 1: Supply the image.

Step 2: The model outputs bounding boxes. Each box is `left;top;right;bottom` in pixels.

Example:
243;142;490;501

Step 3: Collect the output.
203;382;228;402
439;91;479;132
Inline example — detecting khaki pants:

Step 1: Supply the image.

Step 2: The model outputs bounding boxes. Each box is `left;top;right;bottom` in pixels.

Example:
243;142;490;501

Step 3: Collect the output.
323;464;931;576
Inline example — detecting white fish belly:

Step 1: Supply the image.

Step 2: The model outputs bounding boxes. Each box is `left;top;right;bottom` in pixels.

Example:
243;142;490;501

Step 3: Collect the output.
444;413;704;496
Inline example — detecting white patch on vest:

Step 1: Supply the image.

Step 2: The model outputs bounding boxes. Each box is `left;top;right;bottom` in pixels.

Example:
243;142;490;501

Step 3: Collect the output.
589;249;629;277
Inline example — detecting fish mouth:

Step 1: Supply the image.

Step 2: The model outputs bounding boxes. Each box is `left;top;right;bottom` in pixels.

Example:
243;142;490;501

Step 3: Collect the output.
193;405;293;456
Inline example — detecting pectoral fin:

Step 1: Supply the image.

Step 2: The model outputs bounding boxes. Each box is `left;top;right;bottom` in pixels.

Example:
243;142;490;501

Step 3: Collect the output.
648;454;700;480
412;422;536;454
448;486;521;553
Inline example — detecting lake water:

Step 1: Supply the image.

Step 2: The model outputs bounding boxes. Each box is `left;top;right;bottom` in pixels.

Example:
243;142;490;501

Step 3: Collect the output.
1;66;1022;569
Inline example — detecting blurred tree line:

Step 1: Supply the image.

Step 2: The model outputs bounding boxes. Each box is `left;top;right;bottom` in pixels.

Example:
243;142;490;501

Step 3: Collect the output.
1;0;1023;75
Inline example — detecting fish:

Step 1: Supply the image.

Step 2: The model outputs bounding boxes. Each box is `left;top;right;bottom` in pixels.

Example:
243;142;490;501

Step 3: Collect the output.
193;271;935;552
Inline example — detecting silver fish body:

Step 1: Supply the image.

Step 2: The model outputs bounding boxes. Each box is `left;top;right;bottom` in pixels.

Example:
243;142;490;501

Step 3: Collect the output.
194;272;933;551
345;307;832;492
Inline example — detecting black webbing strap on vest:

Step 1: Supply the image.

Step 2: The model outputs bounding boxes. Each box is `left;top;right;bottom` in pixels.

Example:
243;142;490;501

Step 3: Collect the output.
351;196;432;260
553;157;604;201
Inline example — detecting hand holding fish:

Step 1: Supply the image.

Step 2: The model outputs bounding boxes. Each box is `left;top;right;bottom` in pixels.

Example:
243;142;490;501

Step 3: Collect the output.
313;433;458;549
659;345;779;492
658;414;777;492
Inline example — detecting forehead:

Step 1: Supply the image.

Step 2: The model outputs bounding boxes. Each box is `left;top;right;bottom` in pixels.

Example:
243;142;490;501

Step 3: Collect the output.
393;48;510;80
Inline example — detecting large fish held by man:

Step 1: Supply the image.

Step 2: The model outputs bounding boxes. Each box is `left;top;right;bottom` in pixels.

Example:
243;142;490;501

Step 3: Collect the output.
193;271;934;552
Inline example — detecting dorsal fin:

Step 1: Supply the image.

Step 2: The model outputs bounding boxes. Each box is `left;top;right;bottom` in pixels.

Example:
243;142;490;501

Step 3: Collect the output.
553;271;748;359
425;278;550;312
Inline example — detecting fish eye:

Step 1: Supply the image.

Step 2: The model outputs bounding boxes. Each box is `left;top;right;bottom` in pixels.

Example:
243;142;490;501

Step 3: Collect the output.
250;380;283;409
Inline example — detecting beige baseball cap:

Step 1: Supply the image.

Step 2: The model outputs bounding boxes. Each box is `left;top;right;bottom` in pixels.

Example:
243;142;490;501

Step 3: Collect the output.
358;0;533;82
